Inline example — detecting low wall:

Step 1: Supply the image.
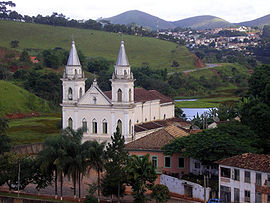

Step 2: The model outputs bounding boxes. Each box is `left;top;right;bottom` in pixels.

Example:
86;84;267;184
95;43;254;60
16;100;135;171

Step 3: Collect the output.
160;174;211;201
12;143;44;155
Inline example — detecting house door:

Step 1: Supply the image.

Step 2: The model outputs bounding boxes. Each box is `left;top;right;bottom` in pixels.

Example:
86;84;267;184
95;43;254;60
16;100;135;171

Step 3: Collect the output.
220;185;231;203
184;185;193;198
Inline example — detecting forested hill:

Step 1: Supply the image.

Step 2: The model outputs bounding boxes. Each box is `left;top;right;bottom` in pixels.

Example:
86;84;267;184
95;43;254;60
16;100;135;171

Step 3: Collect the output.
0;20;196;69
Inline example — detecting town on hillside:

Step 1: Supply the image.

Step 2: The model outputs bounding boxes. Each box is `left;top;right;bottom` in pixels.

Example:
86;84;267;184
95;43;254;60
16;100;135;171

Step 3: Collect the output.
1;1;270;203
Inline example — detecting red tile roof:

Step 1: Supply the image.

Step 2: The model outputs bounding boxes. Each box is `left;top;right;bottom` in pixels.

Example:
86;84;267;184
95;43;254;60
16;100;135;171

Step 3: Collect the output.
216;153;270;173
126;125;189;151
104;88;173;104
135;117;191;133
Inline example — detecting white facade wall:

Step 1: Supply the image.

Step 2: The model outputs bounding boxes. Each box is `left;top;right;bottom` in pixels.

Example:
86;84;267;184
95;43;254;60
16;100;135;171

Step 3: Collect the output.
161;174;211;201
218;165;270;203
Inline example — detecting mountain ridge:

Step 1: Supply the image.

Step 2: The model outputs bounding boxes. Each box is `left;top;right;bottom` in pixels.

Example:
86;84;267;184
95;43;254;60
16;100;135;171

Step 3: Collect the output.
105;10;270;30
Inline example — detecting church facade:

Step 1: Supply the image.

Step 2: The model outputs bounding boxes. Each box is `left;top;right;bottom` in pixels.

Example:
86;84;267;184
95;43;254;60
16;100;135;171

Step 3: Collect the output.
61;40;175;143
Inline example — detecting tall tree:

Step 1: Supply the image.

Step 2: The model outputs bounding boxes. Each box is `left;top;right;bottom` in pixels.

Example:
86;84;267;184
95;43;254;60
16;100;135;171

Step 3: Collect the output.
102;127;128;201
126;154;157;203
0;116;10;154
87;140;106;202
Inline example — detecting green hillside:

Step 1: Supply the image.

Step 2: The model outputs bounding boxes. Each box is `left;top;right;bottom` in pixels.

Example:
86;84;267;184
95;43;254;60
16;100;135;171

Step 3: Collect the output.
0;20;196;70
0;80;51;115
238;14;270;28
172;15;234;30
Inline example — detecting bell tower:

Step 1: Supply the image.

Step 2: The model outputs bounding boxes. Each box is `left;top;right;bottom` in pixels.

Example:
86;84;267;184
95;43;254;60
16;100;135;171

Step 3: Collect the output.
111;41;135;105
61;41;86;104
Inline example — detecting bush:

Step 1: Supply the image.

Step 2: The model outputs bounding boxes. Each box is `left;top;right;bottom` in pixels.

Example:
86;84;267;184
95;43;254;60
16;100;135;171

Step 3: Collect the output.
151;184;170;203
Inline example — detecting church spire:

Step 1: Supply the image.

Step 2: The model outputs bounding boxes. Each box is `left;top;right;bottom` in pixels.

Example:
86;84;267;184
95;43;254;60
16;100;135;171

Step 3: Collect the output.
116;41;129;66
67;41;81;66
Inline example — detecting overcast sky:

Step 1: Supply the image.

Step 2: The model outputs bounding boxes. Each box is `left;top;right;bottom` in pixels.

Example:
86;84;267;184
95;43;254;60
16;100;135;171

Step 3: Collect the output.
13;0;270;23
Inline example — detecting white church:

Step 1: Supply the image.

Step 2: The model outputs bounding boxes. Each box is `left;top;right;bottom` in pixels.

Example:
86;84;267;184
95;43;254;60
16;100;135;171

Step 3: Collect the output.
61;40;175;143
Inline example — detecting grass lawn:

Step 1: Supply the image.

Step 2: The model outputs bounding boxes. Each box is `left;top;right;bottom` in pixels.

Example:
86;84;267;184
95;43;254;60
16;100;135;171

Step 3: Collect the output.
0;192;76;203
0;20;196;70
7;114;61;145
175;96;240;108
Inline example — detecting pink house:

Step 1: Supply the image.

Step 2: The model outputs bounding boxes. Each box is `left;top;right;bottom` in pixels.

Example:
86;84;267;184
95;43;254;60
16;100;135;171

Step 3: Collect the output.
125;125;190;178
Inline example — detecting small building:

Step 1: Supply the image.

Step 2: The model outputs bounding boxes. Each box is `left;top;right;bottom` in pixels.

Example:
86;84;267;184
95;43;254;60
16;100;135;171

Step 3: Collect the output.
125;125;190;177
216;153;270;203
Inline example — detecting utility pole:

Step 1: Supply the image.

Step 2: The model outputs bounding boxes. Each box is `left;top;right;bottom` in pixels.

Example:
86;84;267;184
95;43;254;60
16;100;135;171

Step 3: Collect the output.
18;163;21;197
204;175;206;203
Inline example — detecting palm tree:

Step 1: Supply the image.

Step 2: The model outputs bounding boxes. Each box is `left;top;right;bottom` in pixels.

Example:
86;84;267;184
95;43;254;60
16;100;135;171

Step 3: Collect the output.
126;154;157;203
85;140;106;202
60;127;84;199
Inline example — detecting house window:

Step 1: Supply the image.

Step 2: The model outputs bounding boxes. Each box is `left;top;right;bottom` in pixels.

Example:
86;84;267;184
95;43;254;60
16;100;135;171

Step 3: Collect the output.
117;89;122;102
255;192;262;203
68;117;73;129
92;119;97;134
221;167;231;178
129;89;132;101
245;190;250;202
152;156;158;169
256;173;262;186
82;118;87;132
164;114;166;119
234;169;240;181
245;171;251;183
117;120;122;135
234;188;240;203
195;162;201;169
145;118;147;122
79;88;82;98
93;96;97;104
102;120;107;134
164;156;171;168
178;157;185;168
129;120;132;134
68;87;73;100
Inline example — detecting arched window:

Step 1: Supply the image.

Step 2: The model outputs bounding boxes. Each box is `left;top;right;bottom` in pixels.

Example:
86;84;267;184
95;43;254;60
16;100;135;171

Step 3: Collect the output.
102;119;108;134
129;120;132;134
92;119;97;134
68;88;73;100
117;119;122;135
75;69;77;75
68;117;73;129
79;88;82;98
124;70;127;75
117;89;122;102
82;118;87;132
93;96;97;104
164;114;166;120
129;89;132;102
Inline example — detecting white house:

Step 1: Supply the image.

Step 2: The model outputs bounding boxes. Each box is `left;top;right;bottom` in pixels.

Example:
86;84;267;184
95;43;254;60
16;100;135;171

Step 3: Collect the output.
216;153;270;203
61;40;175;143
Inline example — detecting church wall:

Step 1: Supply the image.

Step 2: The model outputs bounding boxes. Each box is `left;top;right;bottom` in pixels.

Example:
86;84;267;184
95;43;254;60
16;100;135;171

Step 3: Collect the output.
160;104;175;119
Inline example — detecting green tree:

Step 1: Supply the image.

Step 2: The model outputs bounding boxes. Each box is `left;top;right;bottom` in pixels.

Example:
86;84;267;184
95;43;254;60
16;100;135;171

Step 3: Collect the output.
262;25;270;41
19;50;31;63
0;153;35;190
163;121;260;164
126;154;157;203
10;40;19;48
151;184;170;203
0;116;10;154
87;140;106;202
174;107;186;119
102;127;128;201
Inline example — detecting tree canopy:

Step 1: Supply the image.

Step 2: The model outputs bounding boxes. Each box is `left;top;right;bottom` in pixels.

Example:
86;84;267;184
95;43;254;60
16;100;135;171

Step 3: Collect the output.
162;121;261;163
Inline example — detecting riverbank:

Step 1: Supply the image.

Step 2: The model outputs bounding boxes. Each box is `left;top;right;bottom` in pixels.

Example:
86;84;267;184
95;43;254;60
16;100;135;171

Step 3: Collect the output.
175;96;240;108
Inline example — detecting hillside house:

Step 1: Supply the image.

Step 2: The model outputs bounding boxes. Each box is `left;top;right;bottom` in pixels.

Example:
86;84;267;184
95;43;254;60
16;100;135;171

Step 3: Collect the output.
216;153;270;203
